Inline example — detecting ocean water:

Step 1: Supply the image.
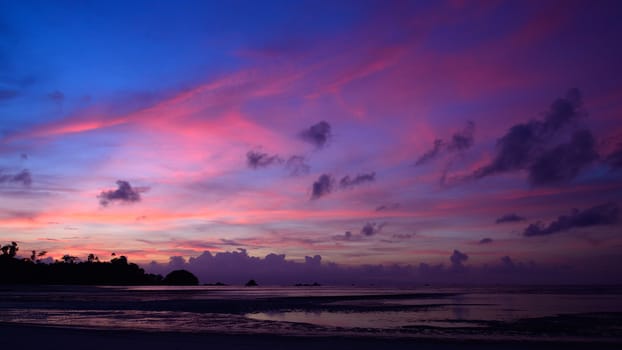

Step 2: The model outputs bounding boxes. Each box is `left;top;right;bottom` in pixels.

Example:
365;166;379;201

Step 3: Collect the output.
1;285;621;341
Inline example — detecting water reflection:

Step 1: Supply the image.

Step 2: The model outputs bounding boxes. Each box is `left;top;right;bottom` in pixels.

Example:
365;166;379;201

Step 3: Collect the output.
246;310;486;329
1;285;621;339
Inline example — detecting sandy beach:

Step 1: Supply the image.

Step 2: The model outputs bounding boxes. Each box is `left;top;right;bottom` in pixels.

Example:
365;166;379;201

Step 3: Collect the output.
1;323;620;350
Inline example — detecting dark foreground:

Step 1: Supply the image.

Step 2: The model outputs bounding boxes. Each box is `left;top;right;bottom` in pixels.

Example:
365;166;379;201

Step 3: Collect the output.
1;323;621;350
2;285;621;347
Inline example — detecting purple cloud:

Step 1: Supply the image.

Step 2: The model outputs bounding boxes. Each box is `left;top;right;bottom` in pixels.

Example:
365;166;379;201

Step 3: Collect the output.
98;180;147;206
339;172;376;189
360;222;386;236
143;248;622;285
450;249;468;268
527;129;598;186
474;89;598;186
246;150;282;169
523;202;619;237
299;121;332;149
415;121;475;166
311;174;334;199
0;169;32;186
495;213;526;224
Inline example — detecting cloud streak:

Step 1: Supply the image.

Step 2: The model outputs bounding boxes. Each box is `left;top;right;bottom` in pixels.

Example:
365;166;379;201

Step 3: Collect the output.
523;202;619;237
496;213;526;224
246;150;282;169
415;121;475;166
339;172;376;189
0;169;32;186
311;171;376;199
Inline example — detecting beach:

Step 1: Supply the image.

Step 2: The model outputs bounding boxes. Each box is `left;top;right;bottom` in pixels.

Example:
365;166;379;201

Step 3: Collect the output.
2;323;621;350
1;285;621;347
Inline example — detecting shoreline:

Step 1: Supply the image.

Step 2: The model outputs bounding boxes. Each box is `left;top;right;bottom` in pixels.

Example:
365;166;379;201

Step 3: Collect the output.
1;323;620;350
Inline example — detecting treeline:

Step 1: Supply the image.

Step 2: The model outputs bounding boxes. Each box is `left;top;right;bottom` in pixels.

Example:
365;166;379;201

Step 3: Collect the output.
0;242;184;285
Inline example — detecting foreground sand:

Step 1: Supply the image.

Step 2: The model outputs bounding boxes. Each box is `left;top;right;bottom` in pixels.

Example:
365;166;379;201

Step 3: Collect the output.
1;323;620;350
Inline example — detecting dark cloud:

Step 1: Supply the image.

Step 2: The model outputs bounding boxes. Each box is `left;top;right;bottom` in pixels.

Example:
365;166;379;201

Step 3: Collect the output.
523;202;619;237
246;150;282;169
447;120;475;151
415;139;443;166
415;121;475;166
450;249;468;268
0;169;31;186
527;129;598;186
98;180;147;206
144;248;622;285
605;140;622;169
0;89;18;101
335;224;389;241
496;213;526;224
299;121;331;148
311;174;334;199
285;155;310;176
246;151;309;175
392;233;415;240
376;203;400;211
47;90;64;102
474;89;595;185
479;238;493;244
360;222;386;236
339;172;376;189
473;122;540;177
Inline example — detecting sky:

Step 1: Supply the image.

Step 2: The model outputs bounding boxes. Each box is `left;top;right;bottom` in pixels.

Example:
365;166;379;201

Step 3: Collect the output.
1;0;622;284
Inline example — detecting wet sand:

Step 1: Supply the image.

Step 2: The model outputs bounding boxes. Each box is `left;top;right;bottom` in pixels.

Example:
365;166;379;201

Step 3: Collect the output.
1;323;620;350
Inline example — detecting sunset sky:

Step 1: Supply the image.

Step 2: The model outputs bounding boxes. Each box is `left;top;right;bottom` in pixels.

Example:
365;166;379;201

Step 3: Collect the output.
1;0;621;283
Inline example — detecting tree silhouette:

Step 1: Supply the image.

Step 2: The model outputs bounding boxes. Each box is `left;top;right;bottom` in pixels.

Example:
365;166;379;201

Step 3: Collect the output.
36;250;47;263
0;242;165;285
1;242;18;258
61;255;78;264
111;255;128;265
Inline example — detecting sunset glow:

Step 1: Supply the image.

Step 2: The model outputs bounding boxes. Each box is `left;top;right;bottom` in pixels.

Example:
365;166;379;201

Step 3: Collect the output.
1;0;621;284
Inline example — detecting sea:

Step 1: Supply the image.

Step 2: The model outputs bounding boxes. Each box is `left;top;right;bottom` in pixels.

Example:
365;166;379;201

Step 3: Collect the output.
1;285;621;342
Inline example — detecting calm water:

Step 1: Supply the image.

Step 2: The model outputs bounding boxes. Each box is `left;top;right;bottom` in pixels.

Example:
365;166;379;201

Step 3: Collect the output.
1;285;621;341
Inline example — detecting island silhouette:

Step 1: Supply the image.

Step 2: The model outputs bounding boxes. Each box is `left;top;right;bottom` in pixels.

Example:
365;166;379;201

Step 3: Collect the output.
0;242;198;285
